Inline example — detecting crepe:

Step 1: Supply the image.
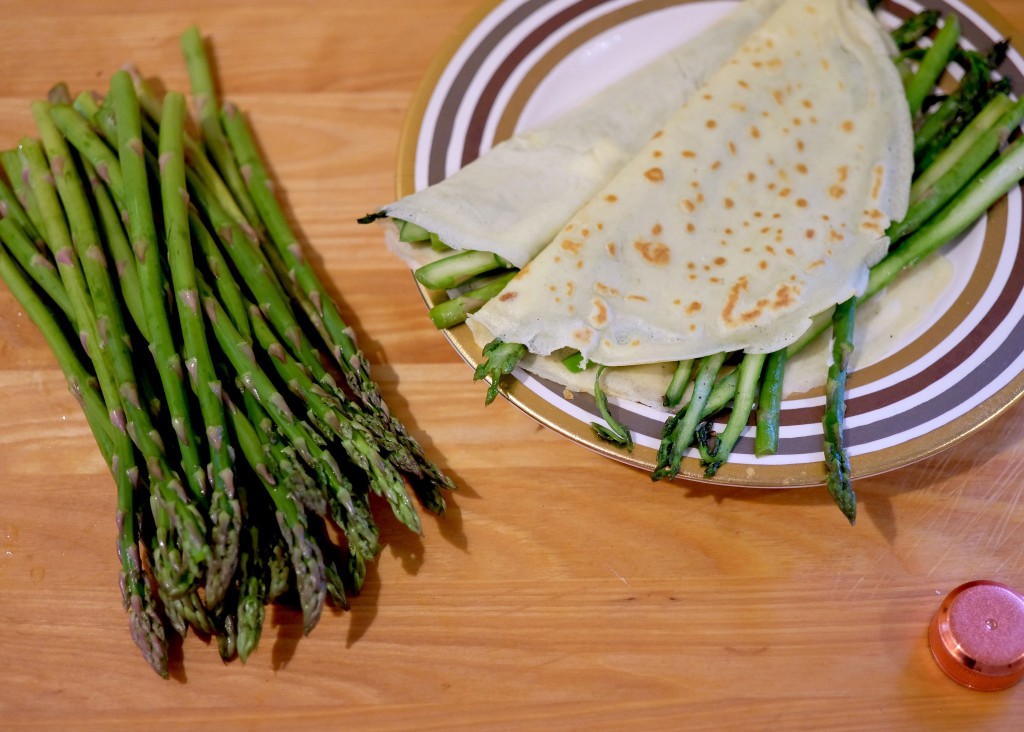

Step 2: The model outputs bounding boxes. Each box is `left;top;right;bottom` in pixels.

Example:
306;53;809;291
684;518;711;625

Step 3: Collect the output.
468;0;913;367
384;0;788;269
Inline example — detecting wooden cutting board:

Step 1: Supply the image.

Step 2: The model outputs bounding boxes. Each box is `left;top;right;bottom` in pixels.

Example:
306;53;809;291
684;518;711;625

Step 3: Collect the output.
2;1;1023;728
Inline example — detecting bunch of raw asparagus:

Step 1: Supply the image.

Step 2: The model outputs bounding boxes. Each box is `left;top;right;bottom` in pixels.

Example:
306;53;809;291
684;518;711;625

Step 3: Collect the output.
0;27;452;677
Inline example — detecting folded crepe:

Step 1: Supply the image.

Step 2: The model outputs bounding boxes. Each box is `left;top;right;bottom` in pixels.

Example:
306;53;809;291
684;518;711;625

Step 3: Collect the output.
468;0;913;367
384;0;789;269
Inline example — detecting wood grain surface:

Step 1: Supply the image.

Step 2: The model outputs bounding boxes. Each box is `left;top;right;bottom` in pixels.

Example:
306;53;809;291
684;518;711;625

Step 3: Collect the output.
2;0;1024;729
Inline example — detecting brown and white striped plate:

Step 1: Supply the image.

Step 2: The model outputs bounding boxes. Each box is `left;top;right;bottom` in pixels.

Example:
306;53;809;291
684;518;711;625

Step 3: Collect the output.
396;0;1024;487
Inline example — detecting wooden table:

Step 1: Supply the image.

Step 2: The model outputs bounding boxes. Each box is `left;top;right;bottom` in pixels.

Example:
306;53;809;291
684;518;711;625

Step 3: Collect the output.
2;0;1023;728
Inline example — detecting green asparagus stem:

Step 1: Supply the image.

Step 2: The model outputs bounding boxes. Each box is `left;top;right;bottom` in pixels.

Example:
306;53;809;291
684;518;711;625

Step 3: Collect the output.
0;217;73;320
589;365;633;450
78;154;147;338
868;135;1024;300
905;14;960;118
909;94;1020;208
179;26;262;228
224;394;326;635
159;91;241;608
234;522;265;663
394;218;431;243
754;349;788;457
663;359;694;408
427;270;517;329
413;249;515;290
0;170;45;246
48;103;126;202
702;352;766;477
1;148;47;243
913;49;1006;166
823;298;857;524
246;301;421;534
110;70;208;502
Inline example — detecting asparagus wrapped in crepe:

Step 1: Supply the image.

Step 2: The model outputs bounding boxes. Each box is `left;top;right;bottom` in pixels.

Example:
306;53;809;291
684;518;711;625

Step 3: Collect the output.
383;0;788;269
467;0;912;368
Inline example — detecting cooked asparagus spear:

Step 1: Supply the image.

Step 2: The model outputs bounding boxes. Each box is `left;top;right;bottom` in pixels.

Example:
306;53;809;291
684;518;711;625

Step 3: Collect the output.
823;298;857;524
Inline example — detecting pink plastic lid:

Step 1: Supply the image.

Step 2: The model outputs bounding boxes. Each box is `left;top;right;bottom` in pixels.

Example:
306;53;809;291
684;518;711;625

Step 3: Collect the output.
929;580;1024;691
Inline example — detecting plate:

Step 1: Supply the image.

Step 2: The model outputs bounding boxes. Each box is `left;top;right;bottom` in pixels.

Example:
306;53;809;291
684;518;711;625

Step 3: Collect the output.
396;0;1024;487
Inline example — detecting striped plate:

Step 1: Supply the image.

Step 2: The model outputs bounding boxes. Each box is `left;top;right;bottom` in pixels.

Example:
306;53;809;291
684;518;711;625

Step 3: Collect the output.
396;0;1024;487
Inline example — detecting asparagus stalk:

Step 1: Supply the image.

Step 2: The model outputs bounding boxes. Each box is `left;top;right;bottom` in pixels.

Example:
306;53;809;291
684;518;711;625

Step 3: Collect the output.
159;91;242;608
414;249;515;290
0;171;45;247
223;393;326;635
702;352;766;477
699;126;1024;458
823;298;857;524
428;270;517;329
0;148;47;243
754;349;787;457
891;10;940;50
179;26;262;228
219;103;454;498
663;359;694;408
78;154;148;338
905;14;960;117
908;94;1021;209
245;301;421;534
589;365;633;450
110;70;209;502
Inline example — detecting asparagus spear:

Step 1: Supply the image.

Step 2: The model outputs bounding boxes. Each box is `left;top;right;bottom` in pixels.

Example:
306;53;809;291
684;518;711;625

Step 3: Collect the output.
159;91;242;608
663;359;695;409
0;148;47;243
0;171;45;248
699;127;1024;462
754;349;787;457
78;154;148;338
823;298;857;524
427;270;517;329
224;393;326;636
179;26;262;228
414;249;515;290
702;352;766;477
110;70;209;502
245;301;421;534
905;14;961;118
891;10;940;50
